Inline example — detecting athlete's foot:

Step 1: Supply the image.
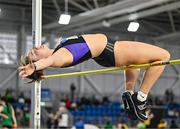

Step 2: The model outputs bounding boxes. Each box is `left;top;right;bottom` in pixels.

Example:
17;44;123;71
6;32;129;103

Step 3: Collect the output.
131;93;148;121
122;91;137;120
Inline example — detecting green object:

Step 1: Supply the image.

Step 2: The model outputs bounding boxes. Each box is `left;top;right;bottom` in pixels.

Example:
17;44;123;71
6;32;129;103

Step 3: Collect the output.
24;113;30;121
2;104;13;127
104;123;113;129
137;122;146;129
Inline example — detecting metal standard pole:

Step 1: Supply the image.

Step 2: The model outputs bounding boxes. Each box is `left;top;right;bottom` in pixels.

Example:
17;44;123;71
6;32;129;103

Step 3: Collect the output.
31;0;42;128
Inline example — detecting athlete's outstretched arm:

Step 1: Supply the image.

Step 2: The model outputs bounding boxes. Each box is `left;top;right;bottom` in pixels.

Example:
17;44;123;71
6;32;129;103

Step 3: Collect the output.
19;57;54;78
19;48;73;78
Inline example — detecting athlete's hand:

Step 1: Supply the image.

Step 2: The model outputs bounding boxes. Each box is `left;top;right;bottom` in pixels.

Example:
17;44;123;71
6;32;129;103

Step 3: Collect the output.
19;63;35;78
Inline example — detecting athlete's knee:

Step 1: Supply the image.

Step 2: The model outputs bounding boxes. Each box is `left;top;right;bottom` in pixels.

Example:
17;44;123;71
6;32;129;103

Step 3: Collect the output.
163;50;171;60
96;33;107;41
96;33;107;37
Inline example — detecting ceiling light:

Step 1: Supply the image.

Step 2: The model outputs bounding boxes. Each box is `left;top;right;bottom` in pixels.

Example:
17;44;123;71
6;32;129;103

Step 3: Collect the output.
58;14;71;25
102;20;111;27
58;0;71;25
127;22;139;32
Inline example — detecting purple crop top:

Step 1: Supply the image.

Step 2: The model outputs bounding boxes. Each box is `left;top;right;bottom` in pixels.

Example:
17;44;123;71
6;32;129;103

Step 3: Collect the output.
53;36;92;67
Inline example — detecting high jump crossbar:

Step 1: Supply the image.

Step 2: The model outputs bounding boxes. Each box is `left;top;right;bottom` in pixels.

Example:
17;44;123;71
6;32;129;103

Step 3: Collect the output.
42;59;180;79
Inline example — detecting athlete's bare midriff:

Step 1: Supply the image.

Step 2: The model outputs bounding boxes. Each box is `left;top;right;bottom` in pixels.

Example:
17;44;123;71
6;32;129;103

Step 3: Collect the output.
82;34;107;58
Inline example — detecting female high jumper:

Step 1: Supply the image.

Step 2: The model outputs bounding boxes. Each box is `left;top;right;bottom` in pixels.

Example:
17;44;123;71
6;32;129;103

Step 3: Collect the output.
18;34;170;121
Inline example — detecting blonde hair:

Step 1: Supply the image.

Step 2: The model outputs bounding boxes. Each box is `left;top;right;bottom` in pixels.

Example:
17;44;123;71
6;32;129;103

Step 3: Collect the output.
19;55;44;83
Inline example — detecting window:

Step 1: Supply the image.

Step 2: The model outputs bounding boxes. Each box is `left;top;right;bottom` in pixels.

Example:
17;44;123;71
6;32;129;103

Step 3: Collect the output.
0;33;17;64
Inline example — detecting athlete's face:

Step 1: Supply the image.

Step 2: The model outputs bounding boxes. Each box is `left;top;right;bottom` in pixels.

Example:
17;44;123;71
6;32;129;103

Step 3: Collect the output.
28;45;49;61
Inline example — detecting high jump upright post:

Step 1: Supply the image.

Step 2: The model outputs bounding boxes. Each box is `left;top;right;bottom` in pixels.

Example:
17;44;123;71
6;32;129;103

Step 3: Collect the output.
31;0;42;128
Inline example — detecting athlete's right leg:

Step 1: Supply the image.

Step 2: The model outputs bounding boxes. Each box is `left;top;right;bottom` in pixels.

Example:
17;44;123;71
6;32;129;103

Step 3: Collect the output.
122;69;140;119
